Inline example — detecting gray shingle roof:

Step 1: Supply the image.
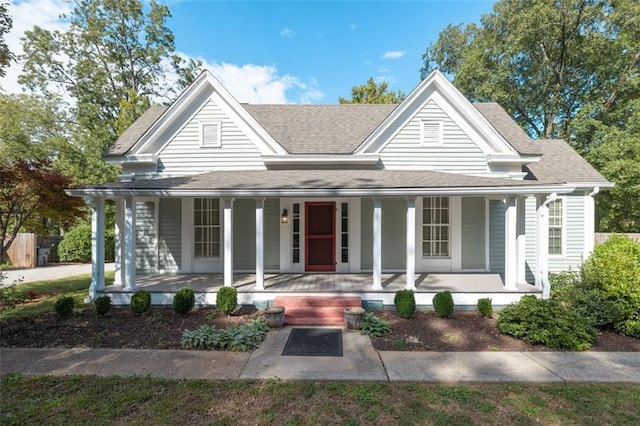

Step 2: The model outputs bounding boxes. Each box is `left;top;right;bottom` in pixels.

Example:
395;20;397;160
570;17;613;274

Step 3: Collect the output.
243;104;397;154
525;139;608;184
473;103;541;155
105;105;168;157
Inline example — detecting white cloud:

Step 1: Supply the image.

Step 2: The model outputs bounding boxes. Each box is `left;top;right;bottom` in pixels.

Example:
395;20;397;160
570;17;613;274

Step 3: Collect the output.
280;28;296;39
382;50;406;59
1;0;72;94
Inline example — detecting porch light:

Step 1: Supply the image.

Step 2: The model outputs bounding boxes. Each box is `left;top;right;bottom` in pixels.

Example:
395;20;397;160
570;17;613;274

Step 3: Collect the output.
281;208;289;224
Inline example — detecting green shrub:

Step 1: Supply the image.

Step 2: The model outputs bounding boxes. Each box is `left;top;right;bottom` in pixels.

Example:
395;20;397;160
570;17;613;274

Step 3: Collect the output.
360;312;391;337
54;296;75;317
173;287;195;316
0;273;26;312
181;319;270;351
550;270;582;302
94;295;111;316
497;295;596;350
130;290;151;315
58;224;115;263
216;287;237;315
394;290;416;319
477;298;493;317
433;291;454;318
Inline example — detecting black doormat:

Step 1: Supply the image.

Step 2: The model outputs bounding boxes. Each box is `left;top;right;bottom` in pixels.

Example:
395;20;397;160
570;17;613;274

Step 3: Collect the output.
282;328;343;357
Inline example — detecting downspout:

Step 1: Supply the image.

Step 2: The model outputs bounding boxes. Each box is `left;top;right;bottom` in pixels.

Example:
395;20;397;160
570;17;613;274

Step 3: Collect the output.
588;187;600;198
540;192;557;299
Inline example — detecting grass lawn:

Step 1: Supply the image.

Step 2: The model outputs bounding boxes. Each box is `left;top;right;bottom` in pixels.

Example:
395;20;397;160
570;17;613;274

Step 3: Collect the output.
1;375;639;425
0;272;114;320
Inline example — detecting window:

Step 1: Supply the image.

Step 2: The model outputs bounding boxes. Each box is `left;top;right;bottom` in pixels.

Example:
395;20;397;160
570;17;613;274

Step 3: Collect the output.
200;122;221;147
292;203;300;264
194;198;220;258
341;202;348;263
548;199;563;256
422;197;449;257
421;120;443;146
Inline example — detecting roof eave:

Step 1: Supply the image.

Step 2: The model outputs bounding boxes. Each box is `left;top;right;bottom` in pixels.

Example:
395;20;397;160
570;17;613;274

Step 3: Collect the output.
262;154;380;166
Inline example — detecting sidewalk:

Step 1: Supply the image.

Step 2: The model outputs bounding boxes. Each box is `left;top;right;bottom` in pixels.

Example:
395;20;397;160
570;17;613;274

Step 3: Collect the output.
2;327;639;383
1;263;115;286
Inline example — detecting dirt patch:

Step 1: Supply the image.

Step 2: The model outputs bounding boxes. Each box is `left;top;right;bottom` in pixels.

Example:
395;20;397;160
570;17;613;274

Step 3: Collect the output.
1;307;638;351
370;310;640;352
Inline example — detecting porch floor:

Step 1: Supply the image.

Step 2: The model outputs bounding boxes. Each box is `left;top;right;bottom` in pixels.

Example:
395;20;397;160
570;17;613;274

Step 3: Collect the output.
103;273;539;294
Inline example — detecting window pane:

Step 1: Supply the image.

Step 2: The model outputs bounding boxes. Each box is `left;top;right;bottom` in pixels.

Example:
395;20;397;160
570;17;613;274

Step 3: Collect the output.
341;249;348;263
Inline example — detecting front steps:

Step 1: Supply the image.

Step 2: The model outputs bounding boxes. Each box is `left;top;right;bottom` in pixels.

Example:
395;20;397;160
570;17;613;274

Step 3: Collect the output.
273;296;362;326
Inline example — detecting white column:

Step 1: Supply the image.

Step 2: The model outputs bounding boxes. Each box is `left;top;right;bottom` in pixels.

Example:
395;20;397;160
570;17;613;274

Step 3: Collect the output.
535;193;555;298
406;198;416;290
516;197;526;284
223;198;234;287
85;196;105;302
504;196;517;290
114;198;125;286
373;198;382;290
124;197;137;291
255;198;265;290
584;187;599;259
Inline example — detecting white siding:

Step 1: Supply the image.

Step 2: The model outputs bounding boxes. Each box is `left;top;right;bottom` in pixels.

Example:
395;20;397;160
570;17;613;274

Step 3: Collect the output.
360;199;405;270
158;198;182;272
379;99;489;173
489;199;505;275
158;98;266;175
264;199;281;270
461;197;485;269
232;199;280;271
135;201;156;274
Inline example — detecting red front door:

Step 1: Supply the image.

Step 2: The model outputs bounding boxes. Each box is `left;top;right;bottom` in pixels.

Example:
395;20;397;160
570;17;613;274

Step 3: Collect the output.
305;202;336;272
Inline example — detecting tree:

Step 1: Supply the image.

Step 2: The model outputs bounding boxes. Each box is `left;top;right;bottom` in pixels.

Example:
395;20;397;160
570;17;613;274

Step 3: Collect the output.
339;78;405;104
0;159;84;263
0;0;13;77
19;0;201;184
421;0;640;231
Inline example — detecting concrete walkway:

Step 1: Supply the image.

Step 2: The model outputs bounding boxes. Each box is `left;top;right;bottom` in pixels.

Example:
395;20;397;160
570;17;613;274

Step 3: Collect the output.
1;263;115;286
2;327;639;383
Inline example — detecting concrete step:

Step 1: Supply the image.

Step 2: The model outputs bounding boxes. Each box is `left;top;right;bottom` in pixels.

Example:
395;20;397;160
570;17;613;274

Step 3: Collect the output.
274;296;362;326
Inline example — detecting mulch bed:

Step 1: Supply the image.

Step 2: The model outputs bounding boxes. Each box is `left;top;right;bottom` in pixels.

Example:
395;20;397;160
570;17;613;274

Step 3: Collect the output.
1;307;638;351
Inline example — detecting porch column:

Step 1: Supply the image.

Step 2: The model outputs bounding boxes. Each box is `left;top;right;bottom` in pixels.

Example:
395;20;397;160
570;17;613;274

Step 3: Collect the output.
114;198;125;286
123;197;137;291
223;198;234;287
584;187;599;259
255;198;265;290
406;198;416;290
535;193;556;298
504;196;517;290
373;198;382;290
516;197;526;284
85;196;105;302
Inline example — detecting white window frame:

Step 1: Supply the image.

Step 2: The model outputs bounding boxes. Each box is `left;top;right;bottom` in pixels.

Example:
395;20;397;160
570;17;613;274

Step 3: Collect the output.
193;198;221;258
199;121;221;148
420;120;443;146
422;196;450;258
548;197;566;257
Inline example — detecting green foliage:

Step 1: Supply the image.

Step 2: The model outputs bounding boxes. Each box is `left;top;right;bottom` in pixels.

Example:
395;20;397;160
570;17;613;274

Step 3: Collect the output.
338;77;405;104
216;287;237;315
360;312;391;337
130;290;151;316
94;295;111;316
0;0;14;77
53;296;75;317
477;298;493;318
394;290;416;319
57;224;115;263
497;295;596;351
172;287;195;316
181;319;270;351
433;291;454;318
0;274;25;312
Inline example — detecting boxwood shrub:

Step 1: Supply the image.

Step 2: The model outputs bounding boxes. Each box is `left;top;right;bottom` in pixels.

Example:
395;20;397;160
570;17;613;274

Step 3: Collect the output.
433;291;454;318
394;290;416;319
173;287;196;316
497;295;596;350
130;290;151;315
216;287;237;315
477;298;493;317
54;296;75;317
94;295;112;316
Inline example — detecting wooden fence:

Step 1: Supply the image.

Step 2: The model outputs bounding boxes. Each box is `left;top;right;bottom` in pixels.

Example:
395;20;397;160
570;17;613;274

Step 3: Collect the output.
594;233;640;245
5;233;64;268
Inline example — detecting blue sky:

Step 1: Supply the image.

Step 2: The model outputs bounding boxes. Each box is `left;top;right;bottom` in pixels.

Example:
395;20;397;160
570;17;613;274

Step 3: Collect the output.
4;0;495;103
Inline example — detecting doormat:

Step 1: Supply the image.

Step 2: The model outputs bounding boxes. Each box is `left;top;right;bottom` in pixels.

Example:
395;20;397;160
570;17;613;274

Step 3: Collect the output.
282;328;343;357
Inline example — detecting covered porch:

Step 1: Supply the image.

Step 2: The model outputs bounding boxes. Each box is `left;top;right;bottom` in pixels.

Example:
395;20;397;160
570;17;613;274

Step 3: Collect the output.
101;272;540;308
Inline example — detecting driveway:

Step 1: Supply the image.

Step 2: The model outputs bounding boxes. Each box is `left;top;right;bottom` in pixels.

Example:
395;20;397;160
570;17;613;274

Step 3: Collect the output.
1;263;114;286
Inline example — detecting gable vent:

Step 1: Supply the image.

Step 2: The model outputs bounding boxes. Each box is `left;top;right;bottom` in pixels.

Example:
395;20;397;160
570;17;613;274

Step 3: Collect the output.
421;120;443;146
200;122;221;148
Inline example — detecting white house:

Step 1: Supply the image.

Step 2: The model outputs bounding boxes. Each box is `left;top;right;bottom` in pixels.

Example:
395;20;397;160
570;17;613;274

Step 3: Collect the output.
67;70;611;308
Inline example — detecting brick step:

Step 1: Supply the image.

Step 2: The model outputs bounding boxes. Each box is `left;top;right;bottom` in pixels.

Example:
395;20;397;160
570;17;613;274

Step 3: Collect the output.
284;306;346;319
273;296;362;309
285;317;346;326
